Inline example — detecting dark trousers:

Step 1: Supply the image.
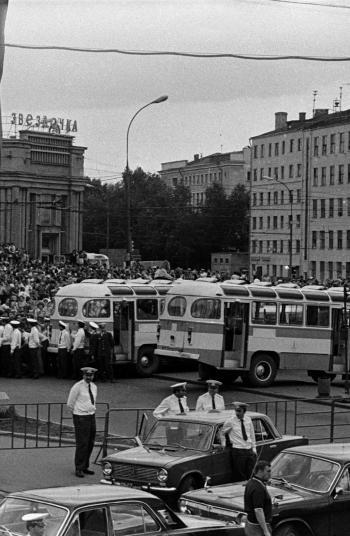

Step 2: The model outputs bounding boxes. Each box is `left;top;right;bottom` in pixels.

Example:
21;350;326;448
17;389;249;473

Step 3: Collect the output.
2;345;11;377
12;348;22;377
73;414;96;471
72;349;87;379
96;353;114;381
29;347;40;378
230;448;257;481
57;348;69;378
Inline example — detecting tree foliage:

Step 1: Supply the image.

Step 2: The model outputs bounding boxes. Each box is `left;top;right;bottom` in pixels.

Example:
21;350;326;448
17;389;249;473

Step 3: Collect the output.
83;168;249;268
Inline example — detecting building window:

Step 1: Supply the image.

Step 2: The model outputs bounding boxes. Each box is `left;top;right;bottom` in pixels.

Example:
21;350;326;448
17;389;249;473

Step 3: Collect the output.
275;142;279;156
298;138;302;151
312;199;317;219
274;167;278;179
290;139;294;152
314;136;319;156
273;216;277;229
320;261;325;281
252;241;257;253
282;141;285;154
252;217;257;230
259;241;263;253
281;190;284;204
267;192;271;205
313;168;318;186
297;189;301;202
310;261;316;278
280;166;284;179
273;191;278;204
296;240;300;253
280;240;284;253
259;192;264;205
267;216;271;229
268;143;272;157
330;165;335;185
340;132;345;153
339;164;344;184
260;168;264;180
253;169;257;181
347;231;350;249
330;133;335;153
260;144;265;158
337;230;343;249
312;231;317;248
347;198;350;217
322;135;327;155
347;262;350;279
296;214;300;228
252;193;257;206
321;167;326;186
329;198;334;218
254;145;258;158
296;163;301;177
348;164;350;183
320;199;325;218
338;198;343;217
289;164;294;178
329;230;334;249
336;261;342;277
259;216;263;229
266;240;270;252
328;261;333;279
268;167;272;177
273;240;277;253
320;231;325;249
280;215;284;228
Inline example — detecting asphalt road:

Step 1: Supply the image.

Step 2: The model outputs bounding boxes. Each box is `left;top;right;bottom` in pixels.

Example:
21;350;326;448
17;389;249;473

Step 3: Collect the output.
0;366;349;495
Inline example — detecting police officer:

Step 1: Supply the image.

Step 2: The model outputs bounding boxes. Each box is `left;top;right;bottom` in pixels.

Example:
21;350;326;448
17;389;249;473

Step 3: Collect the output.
96;323;114;382
196;379;225;411
57;321;71;378
10;319;22;378
153;382;189;418
72;320;86;379
27;318;41;379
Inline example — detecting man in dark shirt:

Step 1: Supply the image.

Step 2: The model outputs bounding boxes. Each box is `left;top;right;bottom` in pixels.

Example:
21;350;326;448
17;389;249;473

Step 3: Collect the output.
244;460;272;536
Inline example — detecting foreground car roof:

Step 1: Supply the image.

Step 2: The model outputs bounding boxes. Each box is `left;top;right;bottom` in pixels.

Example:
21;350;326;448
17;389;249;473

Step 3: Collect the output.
158;410;266;424
282;443;350;462
9;485;161;506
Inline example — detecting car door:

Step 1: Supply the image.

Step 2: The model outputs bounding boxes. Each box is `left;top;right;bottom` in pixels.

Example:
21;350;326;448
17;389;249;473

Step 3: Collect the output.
206;424;233;485
330;465;350;535
252;417;280;461
108;501;162;536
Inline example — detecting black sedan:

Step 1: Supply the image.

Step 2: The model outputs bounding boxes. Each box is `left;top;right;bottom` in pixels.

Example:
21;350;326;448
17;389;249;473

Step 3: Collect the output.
180;443;350;536
0;484;244;536
101;410;307;502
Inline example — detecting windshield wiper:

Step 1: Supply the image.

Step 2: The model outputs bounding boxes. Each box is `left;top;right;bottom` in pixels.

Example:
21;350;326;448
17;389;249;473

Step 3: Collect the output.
271;476;294;489
134;435;150;452
144;442;166;449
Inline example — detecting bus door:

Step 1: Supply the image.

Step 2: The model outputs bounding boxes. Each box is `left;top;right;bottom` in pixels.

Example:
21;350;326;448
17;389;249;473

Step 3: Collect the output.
223;301;249;367
113;301;135;360
331;307;347;372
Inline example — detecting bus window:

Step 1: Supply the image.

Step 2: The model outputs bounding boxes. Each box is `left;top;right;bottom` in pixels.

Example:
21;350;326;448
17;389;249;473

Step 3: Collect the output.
191;298;221;319
160;298;165;315
82;299;111;318
279;304;303;325
137;299;158;320
58;298;78;317
306;305;330;327
168;296;186;317
251;301;276;325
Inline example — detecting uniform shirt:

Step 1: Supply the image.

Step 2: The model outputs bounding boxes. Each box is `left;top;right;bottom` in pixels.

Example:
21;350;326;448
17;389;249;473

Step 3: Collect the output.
28;326;40;348
58;329;71;350
2;323;13;346
195;392;225;412
10;328;22;353
67;379;97;415
153;394;189;418
73;327;85;351
244;476;272;524
221;413;256;451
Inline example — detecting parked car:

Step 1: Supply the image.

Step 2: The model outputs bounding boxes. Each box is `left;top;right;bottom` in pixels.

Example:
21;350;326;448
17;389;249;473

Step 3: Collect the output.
101;409;308;503
180;443;350;536
0;484;244;536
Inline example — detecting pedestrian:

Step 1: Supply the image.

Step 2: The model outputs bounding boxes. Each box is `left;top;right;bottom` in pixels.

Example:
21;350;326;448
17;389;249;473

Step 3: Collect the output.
22;513;49;536
96;323;114;382
39;317;52;375
1;316;13;376
153;382;189;418
72;320;86;379
221;401;257;481
57;321;71;378
67;366;98;478
88;321;99;365
244;460;272;536
10;319;22;378
27;318;41;378
195;379;225;412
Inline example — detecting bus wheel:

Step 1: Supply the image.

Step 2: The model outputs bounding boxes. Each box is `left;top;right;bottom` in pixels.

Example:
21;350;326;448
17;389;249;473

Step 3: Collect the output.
135;348;160;377
198;363;217;381
248;354;277;387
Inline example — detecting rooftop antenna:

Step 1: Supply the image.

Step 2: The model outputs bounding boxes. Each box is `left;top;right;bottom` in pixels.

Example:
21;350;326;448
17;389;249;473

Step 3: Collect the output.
312;90;318;117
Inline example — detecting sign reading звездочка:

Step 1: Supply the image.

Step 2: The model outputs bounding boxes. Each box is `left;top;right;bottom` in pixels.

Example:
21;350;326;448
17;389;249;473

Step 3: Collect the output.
10;113;78;134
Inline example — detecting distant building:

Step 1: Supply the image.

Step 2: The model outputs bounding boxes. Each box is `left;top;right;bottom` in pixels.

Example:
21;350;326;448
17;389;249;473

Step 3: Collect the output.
0;130;86;260
211;251;249;275
160;148;250;206
250;108;350;282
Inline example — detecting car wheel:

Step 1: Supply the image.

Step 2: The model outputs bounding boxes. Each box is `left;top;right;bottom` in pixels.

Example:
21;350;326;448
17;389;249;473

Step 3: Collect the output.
198;362;216;380
178;475;201;495
135;348;160;377
247;354;277;387
275;524;305;536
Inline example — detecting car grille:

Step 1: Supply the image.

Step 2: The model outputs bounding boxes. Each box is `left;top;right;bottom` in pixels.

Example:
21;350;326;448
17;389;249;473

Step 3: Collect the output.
111;463;159;483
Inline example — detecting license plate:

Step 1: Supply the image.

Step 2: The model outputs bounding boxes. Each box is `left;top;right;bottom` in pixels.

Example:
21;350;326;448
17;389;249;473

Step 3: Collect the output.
115;481;140;489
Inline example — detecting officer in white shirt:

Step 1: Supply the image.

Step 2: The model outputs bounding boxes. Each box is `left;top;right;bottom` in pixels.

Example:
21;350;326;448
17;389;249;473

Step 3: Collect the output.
153;382;189;418
67;366;98;478
72;320;86;379
196;379;225;412
28;318;41;379
57;320;71;378
10;319;22;378
1;317;13;377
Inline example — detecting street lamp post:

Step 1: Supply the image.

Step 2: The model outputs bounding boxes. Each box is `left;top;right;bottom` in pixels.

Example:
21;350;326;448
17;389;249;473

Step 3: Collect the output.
262;175;293;281
125;95;168;267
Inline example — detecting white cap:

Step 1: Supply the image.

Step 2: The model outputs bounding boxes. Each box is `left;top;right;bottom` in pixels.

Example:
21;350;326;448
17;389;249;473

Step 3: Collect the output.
59;320;67;328
171;382;187;390
81;366;98;374
77;319;85;325
22;513;49;522
233;401;248;409
27;318;37;324
206;379;222;386
10;320;20;326
89;321;99;329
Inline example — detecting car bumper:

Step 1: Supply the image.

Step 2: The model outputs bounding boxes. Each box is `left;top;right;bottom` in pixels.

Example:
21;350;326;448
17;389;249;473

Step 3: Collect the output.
100;479;177;496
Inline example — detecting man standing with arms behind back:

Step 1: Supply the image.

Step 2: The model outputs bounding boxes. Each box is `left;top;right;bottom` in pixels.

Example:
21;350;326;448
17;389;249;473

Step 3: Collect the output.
67;366;98;478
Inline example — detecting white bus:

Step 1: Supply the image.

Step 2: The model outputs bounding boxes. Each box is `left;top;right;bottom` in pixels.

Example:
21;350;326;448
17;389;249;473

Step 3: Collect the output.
155;280;349;387
48;279;172;376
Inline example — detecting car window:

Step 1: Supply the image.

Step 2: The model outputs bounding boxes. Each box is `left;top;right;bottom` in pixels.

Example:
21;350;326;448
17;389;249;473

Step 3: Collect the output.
338;467;350;492
153;508;182;529
79;508;108;536
110;503;160;536
253;418;275;442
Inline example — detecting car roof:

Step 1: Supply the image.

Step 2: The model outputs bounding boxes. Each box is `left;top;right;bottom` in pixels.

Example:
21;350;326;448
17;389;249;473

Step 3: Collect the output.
283;443;350;462
158;410;265;424
9;485;161;507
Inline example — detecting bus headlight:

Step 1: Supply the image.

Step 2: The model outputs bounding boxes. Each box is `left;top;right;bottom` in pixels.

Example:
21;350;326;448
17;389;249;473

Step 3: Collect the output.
157;468;168;482
103;462;113;476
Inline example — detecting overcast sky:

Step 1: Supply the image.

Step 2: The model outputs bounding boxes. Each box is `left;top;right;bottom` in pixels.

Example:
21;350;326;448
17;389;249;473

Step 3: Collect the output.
2;0;350;181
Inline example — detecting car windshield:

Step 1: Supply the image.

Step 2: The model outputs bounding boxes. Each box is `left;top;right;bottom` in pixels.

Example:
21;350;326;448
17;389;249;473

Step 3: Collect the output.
145;420;213;451
0;498;68;536
271;452;340;492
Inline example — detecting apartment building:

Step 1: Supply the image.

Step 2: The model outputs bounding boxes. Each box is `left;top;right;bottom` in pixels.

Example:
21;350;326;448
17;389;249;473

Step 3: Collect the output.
250;108;350;282
160;148;250;206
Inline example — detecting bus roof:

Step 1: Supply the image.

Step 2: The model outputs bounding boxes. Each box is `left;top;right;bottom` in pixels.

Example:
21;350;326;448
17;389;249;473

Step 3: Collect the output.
55;281;172;298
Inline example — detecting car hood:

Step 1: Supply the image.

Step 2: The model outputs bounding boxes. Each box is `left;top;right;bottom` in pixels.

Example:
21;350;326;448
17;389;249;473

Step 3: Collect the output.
104;446;205;468
183;482;315;511
178;513;230;528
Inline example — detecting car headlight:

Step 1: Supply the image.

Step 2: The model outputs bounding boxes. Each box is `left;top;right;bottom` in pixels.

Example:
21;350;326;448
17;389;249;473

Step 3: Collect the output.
103;462;113;476
157;468;168;482
178;500;191;514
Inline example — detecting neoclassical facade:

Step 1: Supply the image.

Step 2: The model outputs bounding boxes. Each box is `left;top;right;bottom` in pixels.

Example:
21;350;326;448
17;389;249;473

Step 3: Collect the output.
0;130;86;260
